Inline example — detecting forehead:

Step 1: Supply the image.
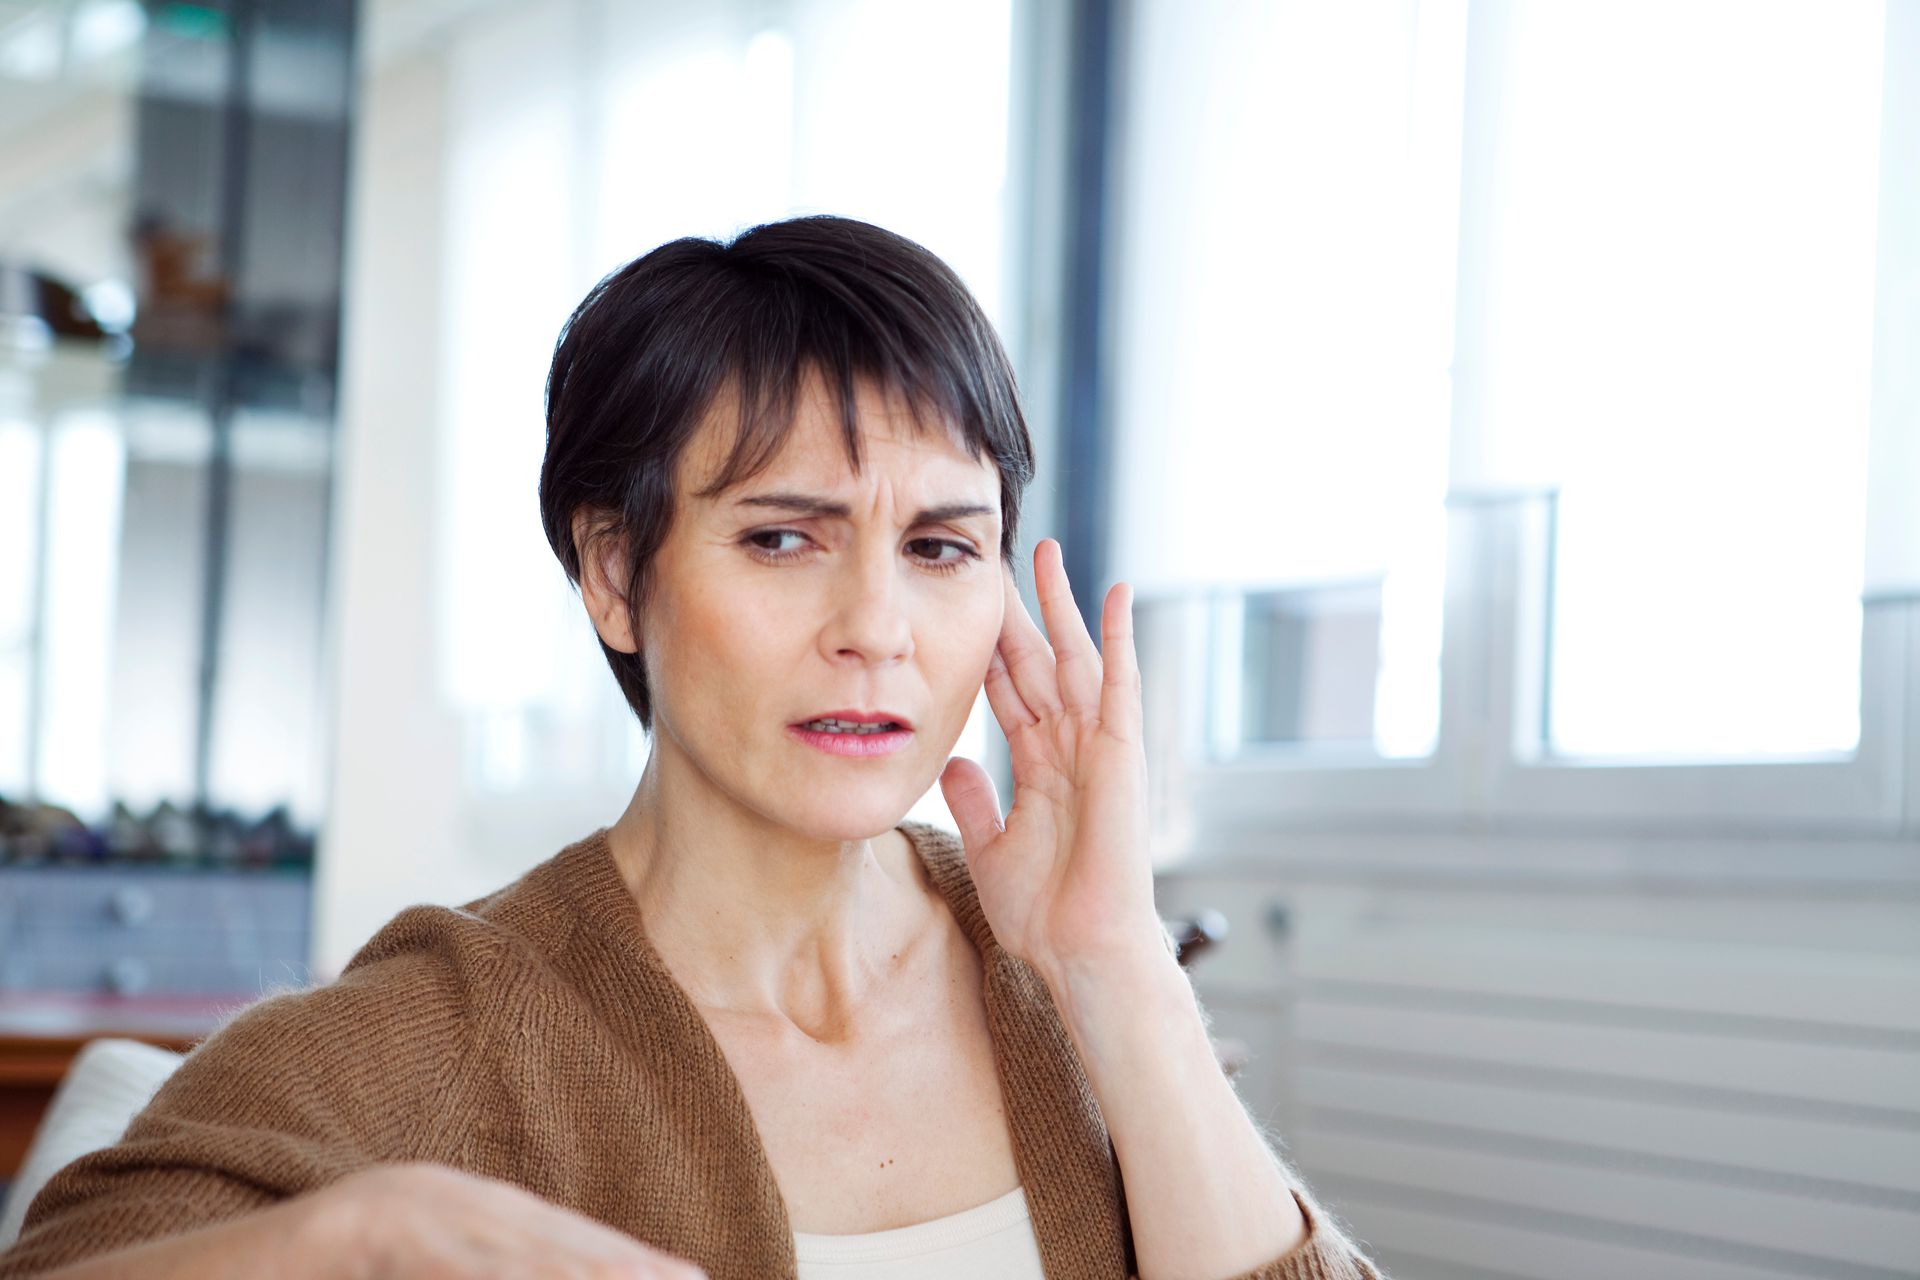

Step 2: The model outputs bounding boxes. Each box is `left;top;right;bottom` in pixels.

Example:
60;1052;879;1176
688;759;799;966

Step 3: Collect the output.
683;370;994;500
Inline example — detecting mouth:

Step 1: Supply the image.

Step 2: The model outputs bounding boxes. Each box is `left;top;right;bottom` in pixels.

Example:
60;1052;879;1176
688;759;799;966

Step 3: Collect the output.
790;709;913;733
787;710;915;758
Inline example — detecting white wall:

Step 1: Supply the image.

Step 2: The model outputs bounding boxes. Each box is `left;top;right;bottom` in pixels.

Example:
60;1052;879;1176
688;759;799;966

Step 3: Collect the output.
315;41;497;978
313;0;1039;977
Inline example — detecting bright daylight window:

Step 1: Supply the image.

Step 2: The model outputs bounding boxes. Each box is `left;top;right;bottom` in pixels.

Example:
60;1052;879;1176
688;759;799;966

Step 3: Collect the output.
1116;0;1886;772
1475;1;1885;761
1112;0;1466;762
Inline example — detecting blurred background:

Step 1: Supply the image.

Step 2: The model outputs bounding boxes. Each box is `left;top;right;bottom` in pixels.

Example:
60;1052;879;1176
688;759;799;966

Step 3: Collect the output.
1;0;1917;1275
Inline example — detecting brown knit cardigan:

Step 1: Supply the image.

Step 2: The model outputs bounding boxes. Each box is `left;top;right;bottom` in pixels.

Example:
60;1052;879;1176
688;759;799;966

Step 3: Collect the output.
0;822;1382;1279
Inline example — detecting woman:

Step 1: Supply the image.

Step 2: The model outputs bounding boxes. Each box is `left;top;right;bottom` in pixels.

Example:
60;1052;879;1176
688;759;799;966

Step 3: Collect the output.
0;217;1382;1279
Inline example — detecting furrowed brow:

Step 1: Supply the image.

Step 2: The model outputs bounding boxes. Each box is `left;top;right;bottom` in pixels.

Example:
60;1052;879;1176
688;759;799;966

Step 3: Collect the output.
733;492;996;525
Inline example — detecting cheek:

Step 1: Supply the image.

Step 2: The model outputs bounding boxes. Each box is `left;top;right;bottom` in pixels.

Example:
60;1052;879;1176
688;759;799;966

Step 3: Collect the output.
922;580;1004;700
646;576;768;714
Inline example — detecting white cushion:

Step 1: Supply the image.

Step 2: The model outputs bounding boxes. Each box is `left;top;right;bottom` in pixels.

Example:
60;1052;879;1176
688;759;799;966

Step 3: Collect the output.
0;1038;186;1247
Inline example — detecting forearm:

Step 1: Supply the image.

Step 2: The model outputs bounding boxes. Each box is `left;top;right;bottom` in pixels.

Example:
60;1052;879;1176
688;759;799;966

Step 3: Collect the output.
24;1187;355;1280
1044;946;1307;1280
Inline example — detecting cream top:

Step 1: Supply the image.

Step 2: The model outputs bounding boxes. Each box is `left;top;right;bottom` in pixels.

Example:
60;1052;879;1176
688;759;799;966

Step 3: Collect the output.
792;1184;1048;1279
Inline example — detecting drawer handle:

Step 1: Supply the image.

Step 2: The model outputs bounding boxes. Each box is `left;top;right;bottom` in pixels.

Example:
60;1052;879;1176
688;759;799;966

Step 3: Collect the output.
109;885;155;925
106;955;151;996
1166;908;1230;967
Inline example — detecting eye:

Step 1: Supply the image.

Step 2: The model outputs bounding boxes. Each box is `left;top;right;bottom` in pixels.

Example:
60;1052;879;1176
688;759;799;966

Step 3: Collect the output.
743;529;811;562
740;529;982;574
908;538;982;575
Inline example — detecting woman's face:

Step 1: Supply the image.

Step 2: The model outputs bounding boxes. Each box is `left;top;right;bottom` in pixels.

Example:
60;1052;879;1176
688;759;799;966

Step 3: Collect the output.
608;373;1006;839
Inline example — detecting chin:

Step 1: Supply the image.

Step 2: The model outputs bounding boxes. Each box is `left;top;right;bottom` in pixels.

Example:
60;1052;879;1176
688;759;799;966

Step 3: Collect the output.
772;792;920;842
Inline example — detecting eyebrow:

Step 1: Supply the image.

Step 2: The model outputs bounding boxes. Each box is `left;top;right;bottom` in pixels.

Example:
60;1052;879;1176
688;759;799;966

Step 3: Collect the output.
732;492;997;525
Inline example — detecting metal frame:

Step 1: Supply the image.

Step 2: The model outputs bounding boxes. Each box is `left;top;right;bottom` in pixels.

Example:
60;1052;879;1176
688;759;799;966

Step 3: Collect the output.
1058;0;1119;639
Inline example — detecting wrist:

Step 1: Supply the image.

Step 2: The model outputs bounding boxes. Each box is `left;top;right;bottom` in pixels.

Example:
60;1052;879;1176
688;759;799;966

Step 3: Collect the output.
1034;912;1180;996
293;1169;389;1280
1041;939;1194;1046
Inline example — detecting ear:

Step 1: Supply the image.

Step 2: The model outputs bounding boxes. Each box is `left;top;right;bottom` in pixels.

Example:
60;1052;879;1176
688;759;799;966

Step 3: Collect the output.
572;508;639;654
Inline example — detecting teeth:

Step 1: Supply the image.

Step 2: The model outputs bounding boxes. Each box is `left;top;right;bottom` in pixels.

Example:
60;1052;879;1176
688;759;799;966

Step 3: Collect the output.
801;718;900;734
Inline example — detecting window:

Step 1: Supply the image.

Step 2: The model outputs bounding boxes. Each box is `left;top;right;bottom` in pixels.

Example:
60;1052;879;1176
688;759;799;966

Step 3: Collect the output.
1113;0;1466;767
1112;0;1920;837
1476;1;1884;762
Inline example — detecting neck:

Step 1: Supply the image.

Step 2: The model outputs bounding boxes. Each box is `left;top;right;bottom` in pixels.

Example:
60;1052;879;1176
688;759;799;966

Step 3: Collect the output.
605;755;936;1041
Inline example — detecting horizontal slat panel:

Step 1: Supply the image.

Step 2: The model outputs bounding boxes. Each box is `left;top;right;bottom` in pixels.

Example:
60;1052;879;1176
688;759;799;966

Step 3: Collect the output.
1155;831;1920;890
1163;840;1920;1276
1294;1063;1920;1196
1365;1246;1538;1280
1290;1128;1920;1272
1350;892;1920;954
1158;877;1920;954
1295;929;1920;1034
1312;1191;1851;1280
1294;999;1920;1114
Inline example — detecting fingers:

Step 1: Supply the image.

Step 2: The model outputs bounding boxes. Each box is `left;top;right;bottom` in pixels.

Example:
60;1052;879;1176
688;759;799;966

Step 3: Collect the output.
939;755;1006;855
1033;539;1103;714
983;643;1038;732
998;557;1062;717
996;541;1132;731
347;1162;714;1279
1099;581;1142;743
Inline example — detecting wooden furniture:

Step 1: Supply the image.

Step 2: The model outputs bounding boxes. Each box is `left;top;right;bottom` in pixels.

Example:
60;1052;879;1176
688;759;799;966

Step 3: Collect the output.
0;996;231;1182
0;862;312;1183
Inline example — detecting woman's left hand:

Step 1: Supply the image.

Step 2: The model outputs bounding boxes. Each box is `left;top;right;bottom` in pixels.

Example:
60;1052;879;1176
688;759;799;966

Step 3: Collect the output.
938;538;1166;984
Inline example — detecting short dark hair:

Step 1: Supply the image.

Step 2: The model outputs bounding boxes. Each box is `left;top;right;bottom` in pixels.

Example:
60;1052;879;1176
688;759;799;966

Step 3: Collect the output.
538;215;1036;733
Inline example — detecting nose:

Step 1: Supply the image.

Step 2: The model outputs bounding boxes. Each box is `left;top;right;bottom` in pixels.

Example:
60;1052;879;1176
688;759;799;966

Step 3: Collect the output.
823;541;914;667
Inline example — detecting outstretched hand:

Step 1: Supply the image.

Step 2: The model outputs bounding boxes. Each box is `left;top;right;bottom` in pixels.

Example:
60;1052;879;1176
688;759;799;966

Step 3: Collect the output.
937;538;1164;983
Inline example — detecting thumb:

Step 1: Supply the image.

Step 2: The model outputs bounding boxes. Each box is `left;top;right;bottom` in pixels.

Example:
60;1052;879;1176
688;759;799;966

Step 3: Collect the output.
939;756;1005;860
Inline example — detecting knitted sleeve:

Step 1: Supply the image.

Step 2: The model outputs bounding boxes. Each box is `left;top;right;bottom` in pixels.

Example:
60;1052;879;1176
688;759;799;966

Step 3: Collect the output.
1208;1186;1387;1280
1118;1182;1385;1280
0;906;486;1278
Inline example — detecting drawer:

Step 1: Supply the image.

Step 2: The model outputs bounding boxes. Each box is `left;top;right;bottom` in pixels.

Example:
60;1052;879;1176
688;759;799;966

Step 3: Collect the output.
0;867;311;997
0;868;309;931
